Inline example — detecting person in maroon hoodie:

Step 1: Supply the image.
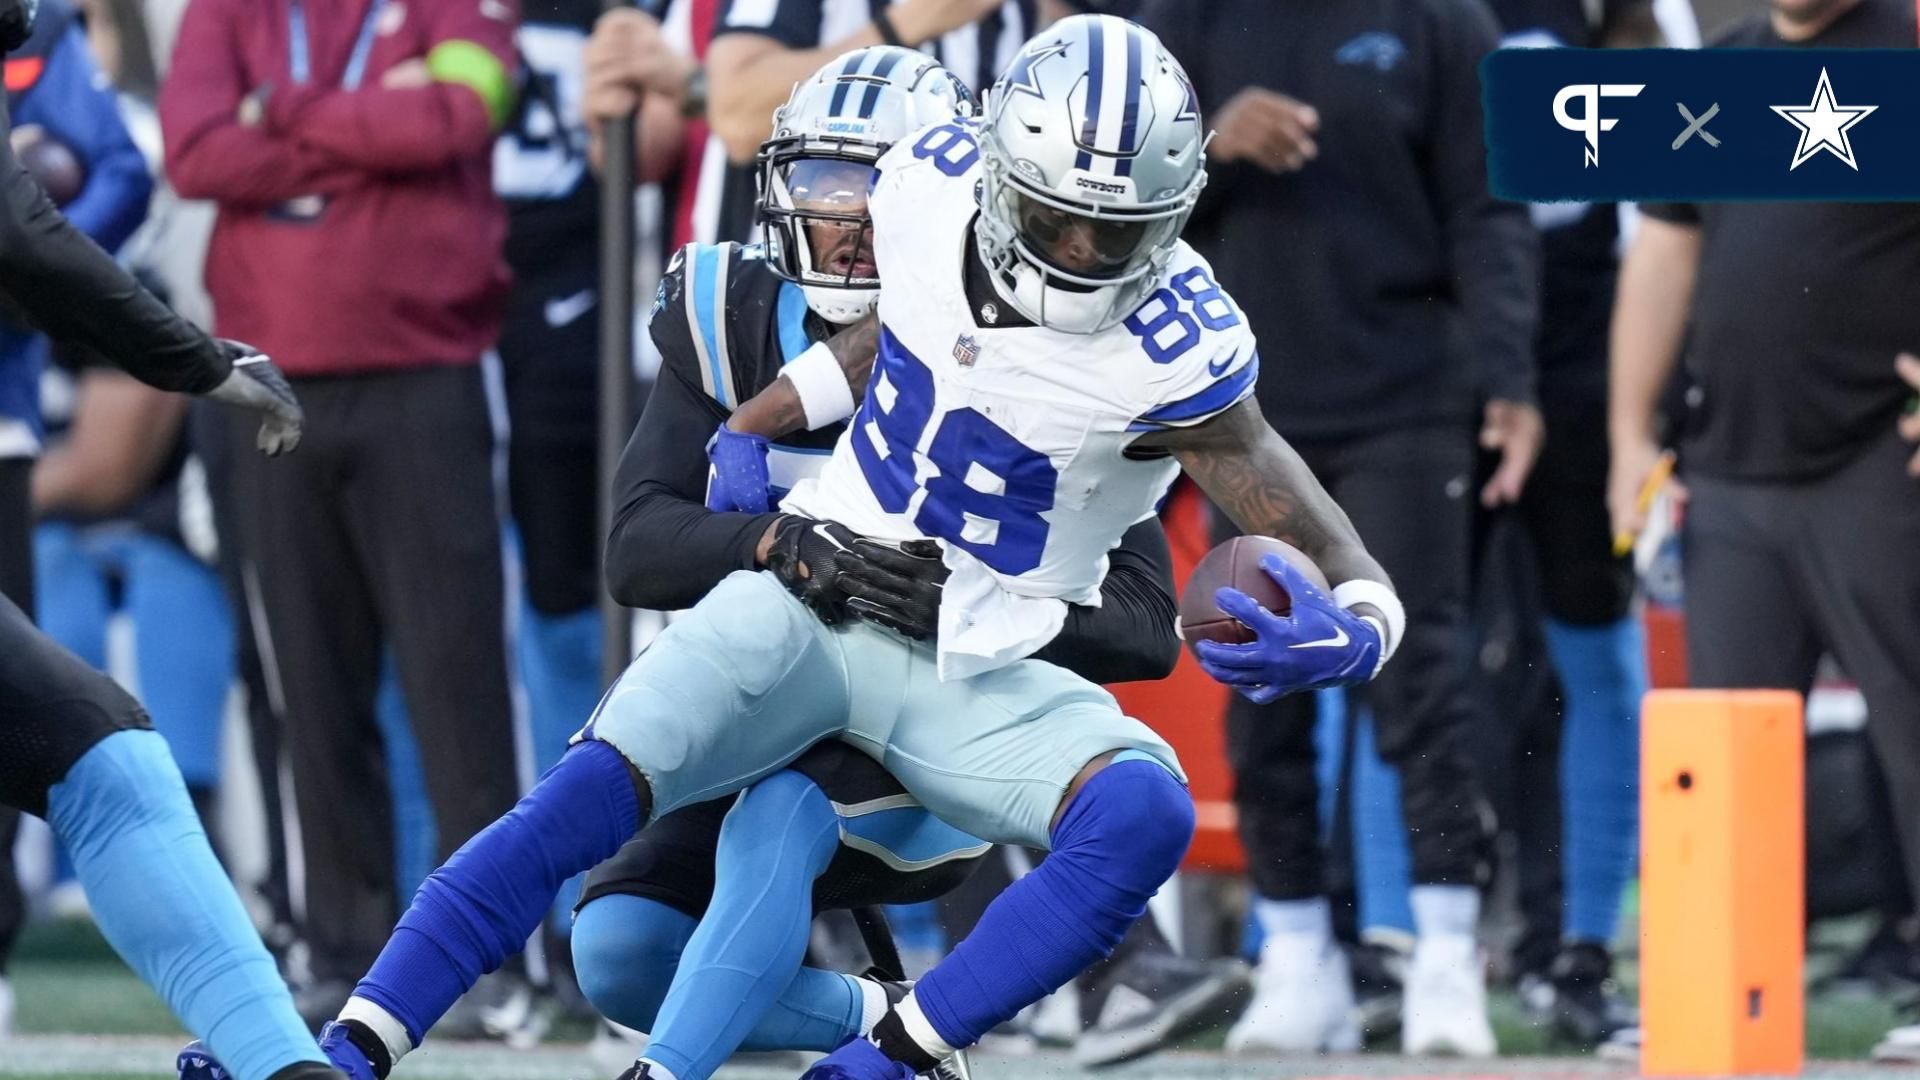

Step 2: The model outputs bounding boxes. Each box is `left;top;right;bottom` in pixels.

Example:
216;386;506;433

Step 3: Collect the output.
158;0;524;1024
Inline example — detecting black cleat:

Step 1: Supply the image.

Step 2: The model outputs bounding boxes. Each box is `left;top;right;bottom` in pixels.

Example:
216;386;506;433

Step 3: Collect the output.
1072;952;1253;1068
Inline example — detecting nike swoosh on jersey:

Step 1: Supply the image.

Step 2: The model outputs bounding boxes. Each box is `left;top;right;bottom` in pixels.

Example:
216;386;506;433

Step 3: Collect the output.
1207;355;1234;377
1288;626;1350;650
544;289;597;328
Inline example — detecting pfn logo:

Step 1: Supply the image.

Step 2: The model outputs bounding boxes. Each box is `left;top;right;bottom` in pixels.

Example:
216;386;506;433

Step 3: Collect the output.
1553;83;1644;167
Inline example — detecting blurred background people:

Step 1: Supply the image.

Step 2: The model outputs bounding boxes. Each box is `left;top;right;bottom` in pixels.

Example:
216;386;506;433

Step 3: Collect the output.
1609;0;1920;1061
158;0;523;1024
1138;0;1539;1057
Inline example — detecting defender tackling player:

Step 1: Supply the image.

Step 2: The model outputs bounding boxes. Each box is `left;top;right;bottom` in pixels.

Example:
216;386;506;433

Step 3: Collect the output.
216;15;1405;1080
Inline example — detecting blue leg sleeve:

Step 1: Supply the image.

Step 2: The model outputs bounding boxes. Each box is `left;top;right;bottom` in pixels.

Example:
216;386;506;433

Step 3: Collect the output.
571;894;694;1031
354;740;643;1044
1546;617;1646;945
47;731;322;1080
645;770;862;1080
911;758;1194;1049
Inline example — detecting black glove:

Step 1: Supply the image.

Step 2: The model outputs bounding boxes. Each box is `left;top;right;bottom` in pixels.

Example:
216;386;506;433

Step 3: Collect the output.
765;516;862;625
834;539;947;641
204;339;304;455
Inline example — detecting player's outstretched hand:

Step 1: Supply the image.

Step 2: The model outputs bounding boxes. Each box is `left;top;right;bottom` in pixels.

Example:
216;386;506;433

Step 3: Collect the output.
205;340;303;455
1193;554;1381;704
706;423;775;512
835;538;947;641
766;516;863;625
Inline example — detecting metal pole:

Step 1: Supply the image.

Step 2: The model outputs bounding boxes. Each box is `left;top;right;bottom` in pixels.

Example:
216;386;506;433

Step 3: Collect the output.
597;0;638;686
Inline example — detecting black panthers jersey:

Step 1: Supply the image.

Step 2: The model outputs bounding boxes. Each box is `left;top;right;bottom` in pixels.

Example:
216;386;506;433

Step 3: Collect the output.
649;240;846;464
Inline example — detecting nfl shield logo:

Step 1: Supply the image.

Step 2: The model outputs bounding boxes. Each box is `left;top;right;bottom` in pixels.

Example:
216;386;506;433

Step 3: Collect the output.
953;334;981;367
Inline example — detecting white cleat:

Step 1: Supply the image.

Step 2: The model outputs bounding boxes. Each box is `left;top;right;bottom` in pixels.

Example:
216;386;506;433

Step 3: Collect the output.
1224;933;1361;1054
1401;936;1496;1057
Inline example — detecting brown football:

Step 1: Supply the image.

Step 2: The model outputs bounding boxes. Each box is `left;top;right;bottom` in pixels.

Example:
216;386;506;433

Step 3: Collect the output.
1177;535;1331;650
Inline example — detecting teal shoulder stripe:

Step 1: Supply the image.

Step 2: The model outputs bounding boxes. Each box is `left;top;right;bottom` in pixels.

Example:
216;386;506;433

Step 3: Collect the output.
776;282;813;364
692;244;726;406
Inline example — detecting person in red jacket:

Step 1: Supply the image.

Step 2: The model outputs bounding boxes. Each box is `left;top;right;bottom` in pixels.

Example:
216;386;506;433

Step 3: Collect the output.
158;0;525;1024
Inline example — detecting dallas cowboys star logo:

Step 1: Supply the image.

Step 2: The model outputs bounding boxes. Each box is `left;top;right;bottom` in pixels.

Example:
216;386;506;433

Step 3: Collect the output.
1771;67;1877;171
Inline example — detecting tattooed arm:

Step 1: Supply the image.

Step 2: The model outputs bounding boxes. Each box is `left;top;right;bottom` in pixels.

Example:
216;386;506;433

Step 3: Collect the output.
724;312;880;438
1132;396;1392;610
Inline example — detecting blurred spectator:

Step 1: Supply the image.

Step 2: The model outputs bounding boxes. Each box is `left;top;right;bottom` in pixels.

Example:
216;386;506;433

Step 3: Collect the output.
0;0;151;1032
32;336;232;840
1464;0;1683;1051
699;0;1057;242
1139;0;1538;1057
1607;0;1920;1061
159;0;523;1023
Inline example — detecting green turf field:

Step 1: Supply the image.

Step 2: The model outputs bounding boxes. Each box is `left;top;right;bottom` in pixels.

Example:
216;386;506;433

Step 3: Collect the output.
0;918;1908;1080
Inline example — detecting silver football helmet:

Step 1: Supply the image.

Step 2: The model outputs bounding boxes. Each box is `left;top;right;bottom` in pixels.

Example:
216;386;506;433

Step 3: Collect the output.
757;46;975;324
976;14;1207;334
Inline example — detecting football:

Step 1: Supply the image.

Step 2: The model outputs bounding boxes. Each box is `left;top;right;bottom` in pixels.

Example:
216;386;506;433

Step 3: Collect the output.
1177;535;1331;649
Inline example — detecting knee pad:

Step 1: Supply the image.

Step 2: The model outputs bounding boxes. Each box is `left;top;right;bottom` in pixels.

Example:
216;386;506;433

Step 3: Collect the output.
570;893;694;1031
1051;758;1194;917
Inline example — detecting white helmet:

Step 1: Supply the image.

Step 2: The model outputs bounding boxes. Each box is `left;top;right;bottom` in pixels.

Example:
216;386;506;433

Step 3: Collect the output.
976;15;1207;334
757;46;975;324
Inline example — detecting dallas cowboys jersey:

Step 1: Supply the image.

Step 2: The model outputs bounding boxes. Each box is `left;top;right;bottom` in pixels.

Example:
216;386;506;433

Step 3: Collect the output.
781;120;1258;680
651;240;844;489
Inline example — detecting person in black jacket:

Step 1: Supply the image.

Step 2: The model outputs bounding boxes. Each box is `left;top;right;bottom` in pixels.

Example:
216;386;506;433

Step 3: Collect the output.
1136;0;1540;1057
0;5;333;1073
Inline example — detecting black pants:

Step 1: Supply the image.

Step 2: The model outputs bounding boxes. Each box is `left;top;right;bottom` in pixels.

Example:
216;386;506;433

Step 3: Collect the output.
232;364;519;981
0;455;33;971
193;401;297;934
1468;377;1637;970
499;267;601;616
1224;423;1489;900
1683;428;1920;917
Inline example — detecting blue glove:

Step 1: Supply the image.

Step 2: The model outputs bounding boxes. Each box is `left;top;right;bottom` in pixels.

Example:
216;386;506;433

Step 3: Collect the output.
1193;554;1383;705
705;424;773;512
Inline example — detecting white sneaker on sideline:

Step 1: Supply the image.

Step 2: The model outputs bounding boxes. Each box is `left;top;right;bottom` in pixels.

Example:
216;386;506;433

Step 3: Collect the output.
1873;1023;1920;1063
1401;935;1495;1057
1224;933;1360;1054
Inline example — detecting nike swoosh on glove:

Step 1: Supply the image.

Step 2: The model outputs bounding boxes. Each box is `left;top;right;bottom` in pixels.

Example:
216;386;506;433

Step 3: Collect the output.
835;538;947;641
204;340;303;455
766;516;863;626
705;424;775;512
1193;553;1383;704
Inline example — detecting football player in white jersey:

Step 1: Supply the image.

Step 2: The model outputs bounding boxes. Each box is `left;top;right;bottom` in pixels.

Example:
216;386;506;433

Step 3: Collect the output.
299;16;1408;1080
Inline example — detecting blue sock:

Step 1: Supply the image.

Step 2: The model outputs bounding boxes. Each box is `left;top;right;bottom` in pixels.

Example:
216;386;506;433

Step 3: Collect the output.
47;731;322;1079
906;758;1193;1052
646;770;863;1079
1545;617;1646;946
571;894;695;1030
1350;707;1415;938
517;601;603;928
354;740;643;1044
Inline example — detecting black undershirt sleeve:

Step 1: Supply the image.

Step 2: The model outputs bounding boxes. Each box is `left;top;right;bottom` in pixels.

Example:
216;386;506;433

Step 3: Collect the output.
604;356;781;611
1033;516;1181;685
0;98;229;395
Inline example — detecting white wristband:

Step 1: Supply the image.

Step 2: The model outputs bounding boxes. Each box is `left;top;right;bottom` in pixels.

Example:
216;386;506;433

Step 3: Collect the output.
1332;579;1404;671
780;340;859;431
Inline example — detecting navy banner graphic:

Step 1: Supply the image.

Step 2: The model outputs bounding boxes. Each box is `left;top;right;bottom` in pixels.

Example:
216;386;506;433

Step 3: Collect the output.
1483;48;1920;202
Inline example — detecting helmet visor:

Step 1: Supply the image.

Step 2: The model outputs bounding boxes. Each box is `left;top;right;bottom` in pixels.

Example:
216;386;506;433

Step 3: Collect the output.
1005;187;1181;282
770;155;881;284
